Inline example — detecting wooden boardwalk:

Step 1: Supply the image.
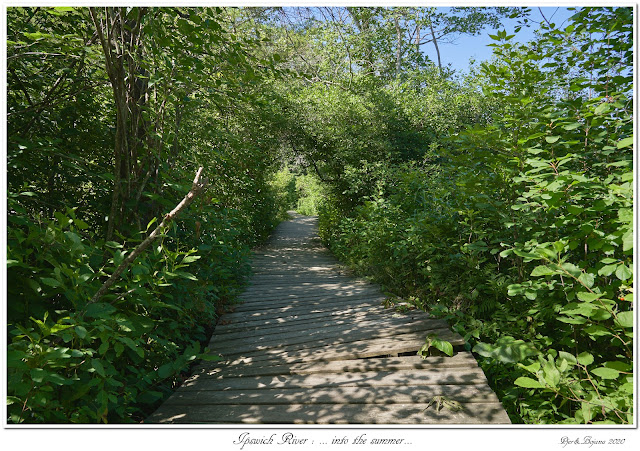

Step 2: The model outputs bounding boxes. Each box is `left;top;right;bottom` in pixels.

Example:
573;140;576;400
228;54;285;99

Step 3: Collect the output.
147;213;510;424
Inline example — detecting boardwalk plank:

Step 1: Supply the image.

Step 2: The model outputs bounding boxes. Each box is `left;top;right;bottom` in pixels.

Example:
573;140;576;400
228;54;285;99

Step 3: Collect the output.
160;385;500;406
180;368;489;390
223;329;465;365
148;402;511;424
193;354;479;378
214;305;390;333
212;318;452;354
219;297;385;322
231;291;384;312
211;310;434;345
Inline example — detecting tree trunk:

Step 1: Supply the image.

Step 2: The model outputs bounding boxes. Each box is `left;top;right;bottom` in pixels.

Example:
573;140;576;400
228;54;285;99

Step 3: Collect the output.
394;14;402;78
90;7;148;240
429;21;442;73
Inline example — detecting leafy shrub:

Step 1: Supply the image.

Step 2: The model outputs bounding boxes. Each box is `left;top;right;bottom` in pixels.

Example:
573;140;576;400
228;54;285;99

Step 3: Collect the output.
318;7;633;424
7;189;256;423
295;173;324;216
268;168;297;220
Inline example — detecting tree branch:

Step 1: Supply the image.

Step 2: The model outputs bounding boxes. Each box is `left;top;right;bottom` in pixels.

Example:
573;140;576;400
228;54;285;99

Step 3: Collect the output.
87;167;208;306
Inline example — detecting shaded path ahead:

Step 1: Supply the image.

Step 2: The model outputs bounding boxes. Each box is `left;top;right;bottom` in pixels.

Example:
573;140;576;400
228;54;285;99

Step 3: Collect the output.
147;213;510;424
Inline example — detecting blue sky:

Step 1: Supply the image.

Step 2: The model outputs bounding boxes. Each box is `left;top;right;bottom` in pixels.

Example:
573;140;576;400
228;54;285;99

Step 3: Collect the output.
423;7;577;74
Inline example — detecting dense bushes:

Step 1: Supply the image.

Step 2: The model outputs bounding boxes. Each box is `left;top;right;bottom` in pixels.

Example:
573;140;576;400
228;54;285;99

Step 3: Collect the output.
6;173;281;422
317;7;633;423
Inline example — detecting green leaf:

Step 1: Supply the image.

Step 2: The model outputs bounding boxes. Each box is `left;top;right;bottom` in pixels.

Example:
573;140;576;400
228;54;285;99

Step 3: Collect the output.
594;102;611;115
584;325;611;338
562;302;595;317
85;303;116;319
577;352;594;366
590;367;620;380
615;264;632;281
622;230;633;252
562;122;581;131
119;337;144;358
545;136;560;144
531;265;555;276
46;373;69;386
157;363;174;379
566;205;583;215
560;262;582;278
576;291;604;302
558;351;577;366
614;311;633;328
514;377;544;389
181;255;201;264
513;249;541;260
30;368;47;383
91;358;106;377
581;401;594;423
175;271;198;281
589;308;611;321
604;361;631;372
543;361;560;387
75;326;87;339
23;31;51;40
557;316;588;325
199;353;223;361
41;277;62;288
598;264;617;276
146;217;158;231
577;272;595;288
617;137;633;149
472;337;537;363
432;338;454;357
7;396;22;406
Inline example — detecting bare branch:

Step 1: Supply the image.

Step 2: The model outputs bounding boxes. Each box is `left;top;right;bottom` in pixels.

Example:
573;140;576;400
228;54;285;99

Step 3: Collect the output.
86;167;208;306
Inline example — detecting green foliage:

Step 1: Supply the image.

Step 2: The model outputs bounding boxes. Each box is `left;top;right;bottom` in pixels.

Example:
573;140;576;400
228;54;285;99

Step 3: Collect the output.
419;334;454;358
295;174;324;216
6;6;285;423
268;168;297;221
317;7;633;424
7;193;245;423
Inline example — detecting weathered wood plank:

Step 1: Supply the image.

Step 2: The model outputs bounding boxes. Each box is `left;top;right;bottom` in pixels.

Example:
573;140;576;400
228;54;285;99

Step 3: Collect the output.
251;267;342;275
219;297;385;321
214;305;390;334
160;384;500;406
223;329;464;365
180;368;488;391
239;284;377;300
194;353;479;378
232;290;384;312
214;305;393;335
212;309;432;344
211;316;451;354
148;402;511;424
220;327;459;359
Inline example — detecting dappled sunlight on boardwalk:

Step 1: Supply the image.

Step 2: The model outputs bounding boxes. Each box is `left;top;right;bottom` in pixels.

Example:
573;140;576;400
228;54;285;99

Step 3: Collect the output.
147;213;510;424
